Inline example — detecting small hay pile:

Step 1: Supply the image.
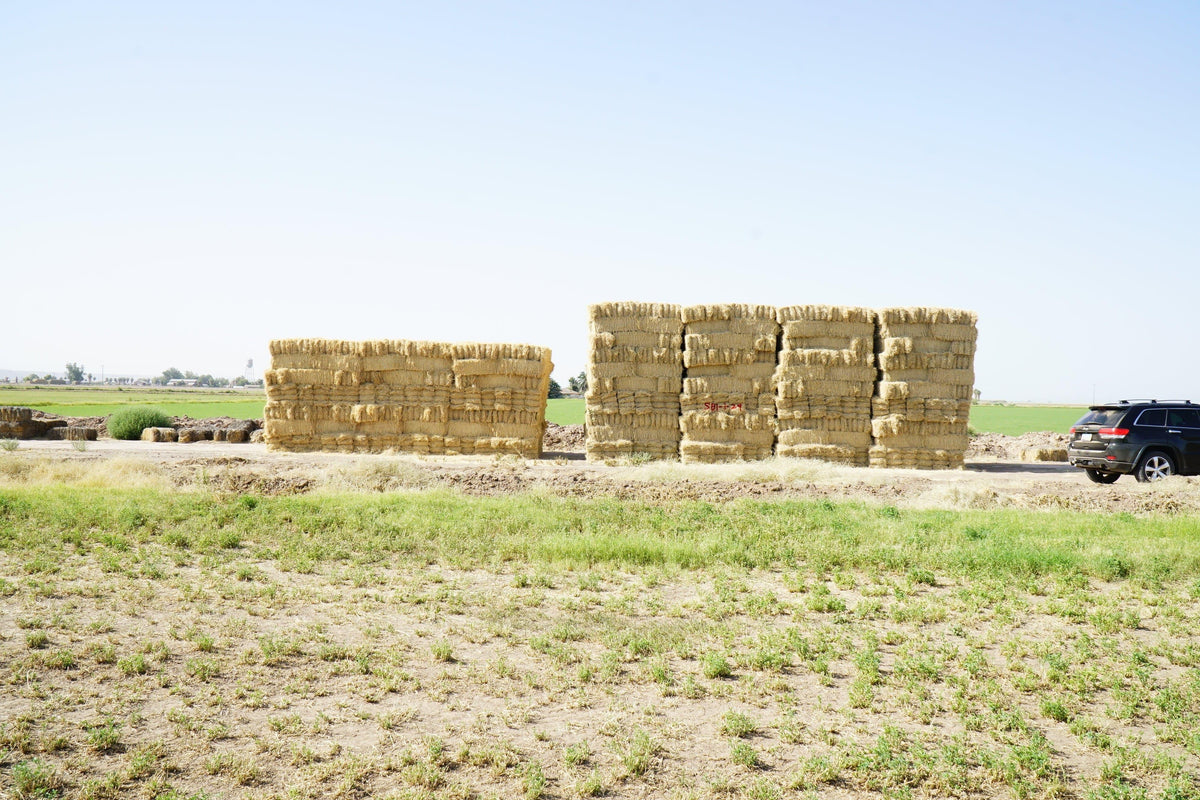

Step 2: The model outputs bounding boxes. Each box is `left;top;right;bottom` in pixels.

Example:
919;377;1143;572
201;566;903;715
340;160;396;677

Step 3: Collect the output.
585;302;683;461
679;304;779;463
774;306;876;466
870;308;977;469
265;339;552;457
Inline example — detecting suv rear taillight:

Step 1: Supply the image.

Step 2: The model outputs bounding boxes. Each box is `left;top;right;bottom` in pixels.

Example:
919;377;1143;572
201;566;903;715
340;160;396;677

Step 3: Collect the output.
1098;427;1129;440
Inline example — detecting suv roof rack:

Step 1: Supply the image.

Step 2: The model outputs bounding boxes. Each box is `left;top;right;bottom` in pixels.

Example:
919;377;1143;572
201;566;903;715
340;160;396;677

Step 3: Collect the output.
1113;399;1194;405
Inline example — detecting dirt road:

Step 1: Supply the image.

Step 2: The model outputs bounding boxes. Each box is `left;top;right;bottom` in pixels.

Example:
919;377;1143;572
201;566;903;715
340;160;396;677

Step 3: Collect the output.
8;436;1197;515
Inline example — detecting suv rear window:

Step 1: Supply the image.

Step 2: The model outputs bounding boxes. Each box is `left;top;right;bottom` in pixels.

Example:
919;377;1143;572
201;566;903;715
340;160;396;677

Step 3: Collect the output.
1074;409;1126;427
1135;409;1167;426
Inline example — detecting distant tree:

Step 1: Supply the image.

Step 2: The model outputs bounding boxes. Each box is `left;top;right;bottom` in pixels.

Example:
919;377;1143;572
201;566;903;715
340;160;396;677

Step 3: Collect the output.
567;371;588;394
972;388;981;402
159;367;183;385
64;362;85;383
24;373;39;384
233;376;248;387
547;379;564;399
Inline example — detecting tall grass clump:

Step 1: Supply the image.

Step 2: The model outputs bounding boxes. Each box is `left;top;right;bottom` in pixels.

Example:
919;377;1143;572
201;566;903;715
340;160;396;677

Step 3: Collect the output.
106;407;172;440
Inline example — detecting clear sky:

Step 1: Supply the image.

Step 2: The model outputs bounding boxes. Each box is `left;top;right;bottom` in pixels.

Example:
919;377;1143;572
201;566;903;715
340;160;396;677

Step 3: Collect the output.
3;2;1197;402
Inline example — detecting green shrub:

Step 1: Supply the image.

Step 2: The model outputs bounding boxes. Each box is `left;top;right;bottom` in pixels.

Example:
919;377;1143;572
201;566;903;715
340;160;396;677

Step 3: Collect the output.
106;407;172;440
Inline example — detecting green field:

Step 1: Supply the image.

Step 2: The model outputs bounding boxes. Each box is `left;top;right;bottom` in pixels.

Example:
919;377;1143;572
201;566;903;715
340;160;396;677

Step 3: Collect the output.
546;397;585;425
968;404;1087;436
0;386;267;420
2;387;1084;435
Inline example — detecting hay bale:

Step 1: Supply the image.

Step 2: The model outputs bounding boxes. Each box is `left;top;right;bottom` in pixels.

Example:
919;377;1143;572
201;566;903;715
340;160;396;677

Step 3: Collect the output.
0;406;34;423
45;426;98;441
140;427;177;442
177;428;213;443
1023;447;1068;463
0;420;46;439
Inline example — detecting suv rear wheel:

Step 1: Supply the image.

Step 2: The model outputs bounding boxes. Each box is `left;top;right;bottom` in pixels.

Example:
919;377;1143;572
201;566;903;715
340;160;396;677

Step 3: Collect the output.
1085;469;1120;484
1134;451;1175;483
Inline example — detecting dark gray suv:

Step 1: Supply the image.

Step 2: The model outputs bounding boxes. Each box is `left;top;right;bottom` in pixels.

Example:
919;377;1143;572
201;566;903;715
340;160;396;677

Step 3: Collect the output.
1067;400;1200;483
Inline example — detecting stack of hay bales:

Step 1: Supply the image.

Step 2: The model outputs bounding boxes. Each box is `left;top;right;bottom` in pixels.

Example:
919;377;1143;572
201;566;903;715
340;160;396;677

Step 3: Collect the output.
774;306;876;465
585;302;683;461
870;308;977;469
447;343;554;458
264;338;551;457
679;304;779;463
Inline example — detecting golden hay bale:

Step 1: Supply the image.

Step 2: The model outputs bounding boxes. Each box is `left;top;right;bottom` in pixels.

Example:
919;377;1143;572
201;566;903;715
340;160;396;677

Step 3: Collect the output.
589;301;683;321
776;428;872;447
777;359;876;382
875;381;975;402
140;427;177;443
586;425;680;445
871;415;969;439
590;331;682;350
869;433;969;451
780;319;876;340
868;446;964;470
683;332;777;352
683;348;771;369
684;363;777;381
0;406;35;423
777;378;875;399
875;307;978;327
679;440;774;463
589;346;682;365
777;443;868;466
1023;447;1068;462
777;415;871;433
776;305;875;324
683;376;776;396
681;304;778;323
680;411;776;432
450;342;550;362
781;334;874;353
587;410;681;429
877;352;974;372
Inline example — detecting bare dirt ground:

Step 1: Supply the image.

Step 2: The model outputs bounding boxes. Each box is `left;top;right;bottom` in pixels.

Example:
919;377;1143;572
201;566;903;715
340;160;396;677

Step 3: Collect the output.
6;426;1197;515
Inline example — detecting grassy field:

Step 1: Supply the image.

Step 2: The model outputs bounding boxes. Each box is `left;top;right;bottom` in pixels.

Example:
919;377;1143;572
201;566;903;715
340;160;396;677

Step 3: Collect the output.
968;405;1088;437
0;387;266;420
547;397;584;426
0;473;1198;798
1;388;588;427
0;387;1091;435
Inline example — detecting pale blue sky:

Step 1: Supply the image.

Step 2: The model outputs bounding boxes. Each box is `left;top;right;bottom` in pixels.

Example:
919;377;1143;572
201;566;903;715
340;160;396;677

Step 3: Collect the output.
3;2;1197;402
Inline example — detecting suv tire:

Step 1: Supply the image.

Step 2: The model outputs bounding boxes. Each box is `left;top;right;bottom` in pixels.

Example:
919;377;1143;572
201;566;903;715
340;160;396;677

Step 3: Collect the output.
1134;451;1175;483
1085;469;1120;484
